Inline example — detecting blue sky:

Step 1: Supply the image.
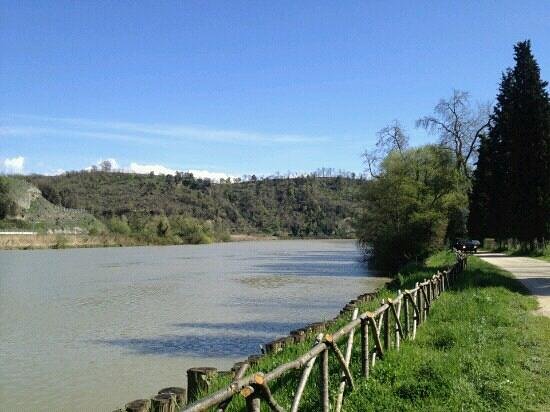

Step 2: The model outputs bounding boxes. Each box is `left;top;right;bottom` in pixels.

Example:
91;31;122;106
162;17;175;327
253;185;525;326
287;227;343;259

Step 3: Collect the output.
1;1;549;178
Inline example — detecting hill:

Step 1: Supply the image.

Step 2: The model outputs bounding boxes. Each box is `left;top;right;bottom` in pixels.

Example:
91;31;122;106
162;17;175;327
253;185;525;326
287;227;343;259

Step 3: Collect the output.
26;171;363;238
0;176;103;233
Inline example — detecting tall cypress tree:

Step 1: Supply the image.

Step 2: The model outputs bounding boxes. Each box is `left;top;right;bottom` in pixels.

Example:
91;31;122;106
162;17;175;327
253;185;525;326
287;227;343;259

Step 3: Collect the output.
467;134;492;239
478;40;550;244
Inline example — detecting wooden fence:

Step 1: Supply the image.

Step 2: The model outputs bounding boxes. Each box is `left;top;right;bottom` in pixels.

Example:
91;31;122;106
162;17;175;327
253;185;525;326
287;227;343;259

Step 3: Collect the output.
117;252;467;412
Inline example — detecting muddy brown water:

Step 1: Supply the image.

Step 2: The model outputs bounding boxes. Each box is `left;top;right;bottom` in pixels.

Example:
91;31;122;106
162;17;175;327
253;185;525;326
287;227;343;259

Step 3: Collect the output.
0;239;387;411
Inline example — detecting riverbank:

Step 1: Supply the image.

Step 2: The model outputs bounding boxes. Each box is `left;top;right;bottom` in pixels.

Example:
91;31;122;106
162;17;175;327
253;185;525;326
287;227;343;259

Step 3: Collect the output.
198;252;550;411
0;232;357;250
0;233;283;250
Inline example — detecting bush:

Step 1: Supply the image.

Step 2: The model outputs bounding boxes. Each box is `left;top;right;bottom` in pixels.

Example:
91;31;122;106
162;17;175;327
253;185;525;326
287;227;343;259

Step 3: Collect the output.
53;234;68;249
107;216;131;235
170;216;213;244
356;145;468;272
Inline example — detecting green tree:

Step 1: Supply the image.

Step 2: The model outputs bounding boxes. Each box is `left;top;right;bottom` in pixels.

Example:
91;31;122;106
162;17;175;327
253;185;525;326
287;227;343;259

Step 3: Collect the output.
0;177;10;219
471;40;550;245
467;134;494;240
156;215;170;237
357;145;467;271
107;215;131;235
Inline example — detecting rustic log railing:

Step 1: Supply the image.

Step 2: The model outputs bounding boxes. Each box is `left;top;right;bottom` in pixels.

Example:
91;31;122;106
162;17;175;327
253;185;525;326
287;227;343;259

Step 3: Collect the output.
117;252;467;412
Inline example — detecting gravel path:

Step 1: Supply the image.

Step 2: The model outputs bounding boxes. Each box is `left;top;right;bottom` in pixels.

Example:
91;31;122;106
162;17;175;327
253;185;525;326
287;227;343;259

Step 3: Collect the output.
478;253;550;317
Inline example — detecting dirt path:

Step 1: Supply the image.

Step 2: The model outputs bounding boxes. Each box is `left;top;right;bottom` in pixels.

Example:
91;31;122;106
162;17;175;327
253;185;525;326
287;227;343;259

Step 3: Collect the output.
478;253;550;317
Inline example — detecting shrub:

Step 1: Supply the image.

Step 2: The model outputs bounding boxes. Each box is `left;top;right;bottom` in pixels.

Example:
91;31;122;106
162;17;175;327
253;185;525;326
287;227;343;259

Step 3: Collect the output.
107;216;131;235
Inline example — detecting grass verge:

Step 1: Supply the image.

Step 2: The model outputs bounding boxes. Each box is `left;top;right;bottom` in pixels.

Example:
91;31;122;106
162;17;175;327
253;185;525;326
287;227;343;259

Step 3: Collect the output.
508;246;550;263
203;251;550;411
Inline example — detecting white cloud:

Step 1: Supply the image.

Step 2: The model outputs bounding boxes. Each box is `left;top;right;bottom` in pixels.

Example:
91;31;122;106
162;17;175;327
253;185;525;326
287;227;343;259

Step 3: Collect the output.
128;163;235;181
128;162;176;175
85;158;235;182
186;169;237;181
3;156;25;174
43;168;66;176
1;114;328;145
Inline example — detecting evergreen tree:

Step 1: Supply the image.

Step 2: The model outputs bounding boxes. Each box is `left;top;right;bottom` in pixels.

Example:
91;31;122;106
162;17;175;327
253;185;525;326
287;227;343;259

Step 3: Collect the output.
499;41;549;242
470;40;550;244
467;134;494;239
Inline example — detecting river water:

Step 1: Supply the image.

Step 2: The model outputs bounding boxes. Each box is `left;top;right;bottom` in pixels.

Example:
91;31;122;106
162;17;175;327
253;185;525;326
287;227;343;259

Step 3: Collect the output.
0;239;387;411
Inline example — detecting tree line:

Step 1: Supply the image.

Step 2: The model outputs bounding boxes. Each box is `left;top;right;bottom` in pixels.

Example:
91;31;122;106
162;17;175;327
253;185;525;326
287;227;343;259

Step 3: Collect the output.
358;40;549;269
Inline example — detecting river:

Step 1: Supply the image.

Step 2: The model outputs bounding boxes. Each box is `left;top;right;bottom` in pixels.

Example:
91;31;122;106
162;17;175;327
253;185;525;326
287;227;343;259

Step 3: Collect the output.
0;239;387;411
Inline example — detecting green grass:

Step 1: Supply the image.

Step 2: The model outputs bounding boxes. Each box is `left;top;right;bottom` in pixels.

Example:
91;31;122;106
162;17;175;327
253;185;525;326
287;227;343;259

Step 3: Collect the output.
202;251;550;411
508;246;550;263
490;241;550;263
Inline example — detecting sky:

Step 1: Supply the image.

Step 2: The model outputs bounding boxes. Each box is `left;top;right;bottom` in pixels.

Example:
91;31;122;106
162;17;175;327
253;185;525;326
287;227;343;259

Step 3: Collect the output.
1;1;549;178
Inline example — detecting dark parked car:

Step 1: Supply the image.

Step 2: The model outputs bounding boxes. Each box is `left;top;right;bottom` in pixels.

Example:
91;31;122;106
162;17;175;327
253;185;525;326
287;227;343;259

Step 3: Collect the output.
453;239;480;253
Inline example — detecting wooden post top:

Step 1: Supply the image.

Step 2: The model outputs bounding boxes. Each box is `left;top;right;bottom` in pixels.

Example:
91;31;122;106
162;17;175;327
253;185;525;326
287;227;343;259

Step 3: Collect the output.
253;373;265;385
240;385;254;398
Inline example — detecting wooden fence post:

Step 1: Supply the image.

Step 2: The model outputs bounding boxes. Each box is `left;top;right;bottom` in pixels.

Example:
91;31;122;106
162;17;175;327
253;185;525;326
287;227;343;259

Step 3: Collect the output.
291;333;323;412
320;348;330;412
125;399;151;412
158;387;186;408
241;386;261;412
361;317;369;378
335;308;358;412
151;393;175;412
383;301;390;351
416;284;422;324
404;296;409;337
187;367;217;403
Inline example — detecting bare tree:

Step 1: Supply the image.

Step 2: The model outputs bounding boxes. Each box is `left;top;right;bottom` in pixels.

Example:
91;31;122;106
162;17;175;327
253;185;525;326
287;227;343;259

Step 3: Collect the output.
363;120;409;178
416;90;491;177
376;120;409;156
100;160;112;172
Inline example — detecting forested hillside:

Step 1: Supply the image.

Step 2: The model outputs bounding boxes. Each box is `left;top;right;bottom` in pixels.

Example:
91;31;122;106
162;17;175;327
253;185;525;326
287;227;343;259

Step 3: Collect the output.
0;176;103;233
27;172;363;238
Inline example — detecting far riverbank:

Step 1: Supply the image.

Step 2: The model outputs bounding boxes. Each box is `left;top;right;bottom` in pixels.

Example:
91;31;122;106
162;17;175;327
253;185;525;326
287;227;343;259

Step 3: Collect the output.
0;233;354;250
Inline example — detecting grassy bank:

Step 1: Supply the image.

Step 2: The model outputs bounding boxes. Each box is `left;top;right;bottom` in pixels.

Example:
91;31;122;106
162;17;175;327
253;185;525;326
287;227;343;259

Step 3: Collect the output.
507;246;550;263
486;240;550;263
0;233;146;250
0;233;234;250
0;233;355;251
203;252;549;411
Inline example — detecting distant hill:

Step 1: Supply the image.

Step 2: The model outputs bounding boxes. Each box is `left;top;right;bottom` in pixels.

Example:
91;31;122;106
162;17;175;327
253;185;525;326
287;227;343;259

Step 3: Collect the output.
27;171;364;237
0;176;104;233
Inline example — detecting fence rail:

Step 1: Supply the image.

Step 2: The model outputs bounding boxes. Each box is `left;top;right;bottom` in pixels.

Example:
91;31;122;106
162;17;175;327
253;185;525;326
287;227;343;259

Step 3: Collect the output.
118;252;467;412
